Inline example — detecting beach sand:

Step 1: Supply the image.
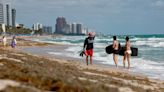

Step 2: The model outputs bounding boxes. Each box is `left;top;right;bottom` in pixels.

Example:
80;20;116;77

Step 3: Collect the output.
0;37;163;92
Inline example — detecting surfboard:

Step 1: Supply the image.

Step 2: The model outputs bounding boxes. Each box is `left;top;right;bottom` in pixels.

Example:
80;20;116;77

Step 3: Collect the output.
105;45;113;54
105;45;138;56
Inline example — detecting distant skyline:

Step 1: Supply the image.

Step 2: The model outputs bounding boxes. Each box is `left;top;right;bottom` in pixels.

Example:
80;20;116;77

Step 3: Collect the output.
2;0;164;35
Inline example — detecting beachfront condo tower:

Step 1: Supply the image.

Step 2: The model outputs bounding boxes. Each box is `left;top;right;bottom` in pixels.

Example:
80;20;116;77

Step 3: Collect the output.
6;4;10;27
11;8;16;27
71;23;77;34
55;17;67;34
0;3;4;24
76;23;82;35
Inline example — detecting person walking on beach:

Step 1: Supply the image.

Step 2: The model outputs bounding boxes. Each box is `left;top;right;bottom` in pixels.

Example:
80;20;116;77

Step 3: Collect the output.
112;36;119;67
11;36;17;48
123;36;131;69
2;35;7;47
83;32;95;65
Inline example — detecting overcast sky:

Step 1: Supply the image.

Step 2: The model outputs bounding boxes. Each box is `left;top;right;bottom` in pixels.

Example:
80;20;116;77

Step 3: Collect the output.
2;0;164;35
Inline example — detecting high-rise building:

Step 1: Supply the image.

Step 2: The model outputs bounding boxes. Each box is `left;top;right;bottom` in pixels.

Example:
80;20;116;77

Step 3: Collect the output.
65;24;71;34
55;17;67;34
82;27;88;34
76;23;82;34
11;8;16;27
68;23;72;34
0;3;4;24
71;23;76;34
55;17;88;35
33;23;43;31
6;4;10;27
64;23;72;34
43;26;52;34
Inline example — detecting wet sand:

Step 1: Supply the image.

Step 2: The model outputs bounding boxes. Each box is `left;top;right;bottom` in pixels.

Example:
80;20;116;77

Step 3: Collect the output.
18;44;144;76
0;37;163;92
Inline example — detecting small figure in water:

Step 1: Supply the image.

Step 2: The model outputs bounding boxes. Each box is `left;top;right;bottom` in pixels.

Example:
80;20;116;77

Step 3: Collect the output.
2;35;7;48
11;36;17;48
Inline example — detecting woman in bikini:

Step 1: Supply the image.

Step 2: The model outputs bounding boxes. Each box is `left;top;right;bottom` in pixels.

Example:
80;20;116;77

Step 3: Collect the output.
123;36;131;69
112;36;119;67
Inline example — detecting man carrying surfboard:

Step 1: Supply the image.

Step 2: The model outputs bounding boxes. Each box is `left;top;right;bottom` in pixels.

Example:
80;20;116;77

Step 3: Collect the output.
112;36;119;67
123;36;131;69
83;32;95;65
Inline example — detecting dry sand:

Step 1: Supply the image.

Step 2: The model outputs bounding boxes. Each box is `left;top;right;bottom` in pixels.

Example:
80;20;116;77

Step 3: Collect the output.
0;37;163;92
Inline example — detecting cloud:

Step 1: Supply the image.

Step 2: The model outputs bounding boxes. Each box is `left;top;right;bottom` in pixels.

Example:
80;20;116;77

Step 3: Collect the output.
153;0;164;7
0;0;12;3
12;0;133;16
13;0;126;9
6;0;164;34
12;0;157;22
12;0;163;18
11;0;164;13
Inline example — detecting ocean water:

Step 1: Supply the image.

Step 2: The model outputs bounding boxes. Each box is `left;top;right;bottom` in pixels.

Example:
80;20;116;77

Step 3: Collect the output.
31;34;164;80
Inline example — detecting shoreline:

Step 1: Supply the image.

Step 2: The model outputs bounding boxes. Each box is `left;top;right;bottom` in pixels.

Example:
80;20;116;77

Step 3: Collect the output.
18;45;146;77
16;37;164;81
17;41;161;81
0;37;164;92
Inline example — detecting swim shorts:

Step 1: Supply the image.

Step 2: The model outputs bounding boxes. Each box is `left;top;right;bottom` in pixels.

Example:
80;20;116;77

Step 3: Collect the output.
84;49;93;56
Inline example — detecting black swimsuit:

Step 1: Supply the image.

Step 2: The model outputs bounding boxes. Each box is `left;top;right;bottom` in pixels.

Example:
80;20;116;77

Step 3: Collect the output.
113;42;120;54
113;50;119;54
